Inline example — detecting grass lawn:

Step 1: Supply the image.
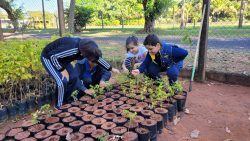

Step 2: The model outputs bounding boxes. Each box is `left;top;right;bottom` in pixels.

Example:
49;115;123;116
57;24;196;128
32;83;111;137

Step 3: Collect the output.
3;22;250;38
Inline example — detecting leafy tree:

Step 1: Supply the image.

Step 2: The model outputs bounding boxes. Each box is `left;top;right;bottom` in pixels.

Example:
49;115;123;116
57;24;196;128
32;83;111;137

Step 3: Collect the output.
0;0;24;32
65;5;94;32
138;0;173;32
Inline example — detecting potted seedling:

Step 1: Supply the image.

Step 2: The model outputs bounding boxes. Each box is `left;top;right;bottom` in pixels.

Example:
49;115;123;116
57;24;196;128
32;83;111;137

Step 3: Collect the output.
123;110;138;132
0;102;8;123
172;81;187;112
31;104;53;124
90;84;105;98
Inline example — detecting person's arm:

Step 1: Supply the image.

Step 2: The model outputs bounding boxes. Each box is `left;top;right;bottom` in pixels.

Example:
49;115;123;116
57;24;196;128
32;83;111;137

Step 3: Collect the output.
74;63;88;91
138;52;151;73
97;57;112;71
171;47;188;63
122;59;129;72
47;38;79;72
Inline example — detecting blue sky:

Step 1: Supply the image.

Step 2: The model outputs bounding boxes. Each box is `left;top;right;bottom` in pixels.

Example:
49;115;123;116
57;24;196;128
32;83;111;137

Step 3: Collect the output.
1;0;70;14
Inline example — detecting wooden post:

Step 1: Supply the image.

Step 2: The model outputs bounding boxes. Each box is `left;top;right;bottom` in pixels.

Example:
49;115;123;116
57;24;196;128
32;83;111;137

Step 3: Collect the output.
42;0;47;29
57;0;65;36
197;0;210;82
0;19;4;41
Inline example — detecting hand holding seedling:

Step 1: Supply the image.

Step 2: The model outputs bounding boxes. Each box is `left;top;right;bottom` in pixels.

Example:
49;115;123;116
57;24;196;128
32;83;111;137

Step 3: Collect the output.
112;68;120;74
61;69;69;81
99;80;107;88
84;89;94;95
131;69;140;76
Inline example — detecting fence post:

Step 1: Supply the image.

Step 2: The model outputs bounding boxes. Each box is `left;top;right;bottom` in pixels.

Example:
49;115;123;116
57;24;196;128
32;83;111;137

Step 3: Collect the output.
0;19;4;41
42;0;47;29
197;0;210;82
57;0;65;36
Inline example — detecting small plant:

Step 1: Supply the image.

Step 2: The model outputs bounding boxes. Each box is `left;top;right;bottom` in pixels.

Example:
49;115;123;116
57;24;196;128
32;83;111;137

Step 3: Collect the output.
105;82;113;92
97;133;109;141
71;90;78;101
171;81;183;94
31;104;53;124
90;84;104;97
123;110;137;124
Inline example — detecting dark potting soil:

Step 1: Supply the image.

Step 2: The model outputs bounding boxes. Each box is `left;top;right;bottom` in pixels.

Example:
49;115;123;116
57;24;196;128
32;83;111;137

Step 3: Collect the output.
101;122;117;131
79;124;96;135
59;104;72;111
69;120;84;131
28;124;45;135
71;101;82;107
103;104;116;113
133;116;145;124
44;117;60;125
0;133;5;141
135;127;150;141
111;94;121;100
91;129;107;139
6;127;23;138
79;104;88;110
124;121;139;131
103;98;114;104
94;102;106;108
136;102;148;109
75;111;88;119
79;95;92;102
69;132;84;141
47;123;64;132
93;109;107;117
122;131;138;141
81;114;96;123
95;95;106;101
14;131;30;140
102;113;117;121
20;137;36;141
113;108;123;116
111;101;124;106
87;99;98;105
56;127;73;137
43;135;60;141
111;126;127;135
126;99;138;105
84;106;98;114
57;112;71;118
119;97;128;102
113;116;127;126
119;104;132;110
34;130;53;140
81;137;94;141
141;110;154;118
130;106;143;113
68;107;81;114
51;109;62;116
21;120;35;130
62;116;76;125
91;117;107;127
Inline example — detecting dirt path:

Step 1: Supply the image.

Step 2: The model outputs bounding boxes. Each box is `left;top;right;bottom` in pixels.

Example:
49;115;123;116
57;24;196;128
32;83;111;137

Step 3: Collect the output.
0;81;250;141
158;81;250;141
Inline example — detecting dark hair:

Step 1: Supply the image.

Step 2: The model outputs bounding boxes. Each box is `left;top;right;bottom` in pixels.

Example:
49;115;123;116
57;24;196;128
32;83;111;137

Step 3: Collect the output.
125;36;138;52
79;39;102;62
143;34;161;46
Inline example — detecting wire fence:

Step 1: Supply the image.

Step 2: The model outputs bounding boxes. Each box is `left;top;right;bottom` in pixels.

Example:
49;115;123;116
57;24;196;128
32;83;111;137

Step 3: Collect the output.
0;0;250;75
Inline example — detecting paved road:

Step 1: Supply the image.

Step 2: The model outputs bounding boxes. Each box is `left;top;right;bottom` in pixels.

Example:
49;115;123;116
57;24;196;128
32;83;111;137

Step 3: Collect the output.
4;33;250;50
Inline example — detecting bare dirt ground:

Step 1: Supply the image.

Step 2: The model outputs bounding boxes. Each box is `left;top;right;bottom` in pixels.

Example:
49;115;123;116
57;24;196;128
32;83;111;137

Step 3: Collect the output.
0;81;250;141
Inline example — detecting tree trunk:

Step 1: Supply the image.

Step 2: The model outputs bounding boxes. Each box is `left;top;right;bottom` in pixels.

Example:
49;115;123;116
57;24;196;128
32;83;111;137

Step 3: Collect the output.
193;19;196;28
0;0;19;32
121;17;124;29
142;0;155;33
42;0;46;29
173;7;175;29
144;16;155;33
101;11;104;30
68;0;75;33
180;0;185;29
0;19;4;41
57;0;65;36
238;0;245;28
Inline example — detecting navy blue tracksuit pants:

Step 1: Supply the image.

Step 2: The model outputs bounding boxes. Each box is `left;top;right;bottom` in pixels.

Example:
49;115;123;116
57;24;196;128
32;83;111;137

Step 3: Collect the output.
146;61;183;84
41;56;78;107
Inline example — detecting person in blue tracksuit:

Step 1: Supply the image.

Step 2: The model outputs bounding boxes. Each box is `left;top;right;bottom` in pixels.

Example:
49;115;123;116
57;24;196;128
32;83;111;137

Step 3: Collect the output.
75;58;111;95
41;37;112;108
132;34;188;84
